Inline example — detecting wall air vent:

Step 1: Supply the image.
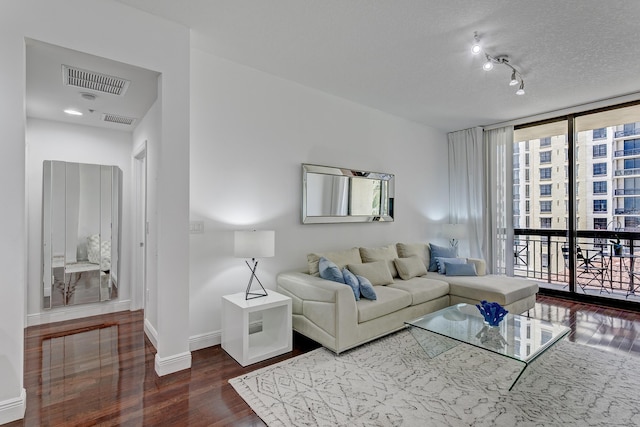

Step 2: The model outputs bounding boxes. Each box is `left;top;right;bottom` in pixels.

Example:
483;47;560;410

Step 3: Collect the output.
102;113;136;126
62;65;130;96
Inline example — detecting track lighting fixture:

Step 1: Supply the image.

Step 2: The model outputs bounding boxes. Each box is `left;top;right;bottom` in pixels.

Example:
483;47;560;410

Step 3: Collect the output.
471;32;482;55
471;32;526;95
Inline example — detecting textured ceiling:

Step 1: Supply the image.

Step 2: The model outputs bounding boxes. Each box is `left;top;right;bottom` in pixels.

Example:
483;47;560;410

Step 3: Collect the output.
116;0;640;132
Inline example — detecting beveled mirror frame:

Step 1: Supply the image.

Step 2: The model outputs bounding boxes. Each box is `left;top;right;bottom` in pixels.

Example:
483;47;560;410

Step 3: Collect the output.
302;163;394;224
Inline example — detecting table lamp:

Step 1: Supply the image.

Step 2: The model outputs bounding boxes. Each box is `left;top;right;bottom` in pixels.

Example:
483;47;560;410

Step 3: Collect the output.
442;223;465;255
234;230;275;300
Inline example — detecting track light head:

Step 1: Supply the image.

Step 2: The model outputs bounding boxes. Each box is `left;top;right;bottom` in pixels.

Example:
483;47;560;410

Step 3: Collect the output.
471;32;482;55
482;54;493;71
516;81;525;95
509;70;519;86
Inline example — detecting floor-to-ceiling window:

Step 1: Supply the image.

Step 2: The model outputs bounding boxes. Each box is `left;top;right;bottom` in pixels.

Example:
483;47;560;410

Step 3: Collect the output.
512;102;640;306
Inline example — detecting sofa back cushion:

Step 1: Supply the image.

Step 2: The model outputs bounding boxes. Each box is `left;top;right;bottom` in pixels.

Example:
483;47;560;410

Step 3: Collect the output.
359;244;399;278
307;247;362;277
347;260;394;286
396;243;430;271
394;256;428;280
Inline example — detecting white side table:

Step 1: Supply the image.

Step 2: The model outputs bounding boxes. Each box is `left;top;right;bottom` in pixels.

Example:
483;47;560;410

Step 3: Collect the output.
221;290;292;367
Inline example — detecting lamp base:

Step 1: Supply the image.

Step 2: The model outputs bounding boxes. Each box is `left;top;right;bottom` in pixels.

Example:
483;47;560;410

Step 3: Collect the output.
245;259;268;300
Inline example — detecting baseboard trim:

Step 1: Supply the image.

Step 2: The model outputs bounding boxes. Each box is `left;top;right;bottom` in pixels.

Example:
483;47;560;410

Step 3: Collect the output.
144;318;158;350
154;351;192;376
0;388;26;424
189;330;221;351
26;300;132;326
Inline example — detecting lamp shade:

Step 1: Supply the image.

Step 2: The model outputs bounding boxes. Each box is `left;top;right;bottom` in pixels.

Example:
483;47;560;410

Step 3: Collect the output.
234;230;275;258
442;223;465;239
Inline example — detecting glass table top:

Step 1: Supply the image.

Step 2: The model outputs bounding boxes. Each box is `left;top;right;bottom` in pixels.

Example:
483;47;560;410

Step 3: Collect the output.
405;303;570;364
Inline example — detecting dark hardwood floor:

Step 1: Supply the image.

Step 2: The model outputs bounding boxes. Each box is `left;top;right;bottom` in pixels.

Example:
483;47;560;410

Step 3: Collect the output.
7;295;640;426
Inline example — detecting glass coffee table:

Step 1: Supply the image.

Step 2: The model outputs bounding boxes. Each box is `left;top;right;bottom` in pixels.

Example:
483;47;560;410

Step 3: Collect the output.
405;303;570;390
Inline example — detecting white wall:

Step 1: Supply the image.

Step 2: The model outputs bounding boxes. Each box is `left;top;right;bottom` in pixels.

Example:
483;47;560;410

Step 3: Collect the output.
26;118;133;324
0;1;190;420
188;50;450;349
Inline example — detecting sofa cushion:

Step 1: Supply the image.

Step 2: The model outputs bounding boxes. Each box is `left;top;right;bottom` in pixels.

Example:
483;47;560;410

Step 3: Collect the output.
396;242;430;270
341;268;361;300
387;277;449;305
435;257;466;274
319;257;345;283
359;244;400;278
466;258;487;276
357;286;412;323
428;243;457;271
308;247;362;277
394;256;428;280
357;275;377;300
347;260;394;286
428;273;538;306
446;262;477;276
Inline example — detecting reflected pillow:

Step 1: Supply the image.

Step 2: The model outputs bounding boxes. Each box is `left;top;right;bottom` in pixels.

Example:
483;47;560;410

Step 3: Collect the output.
394;256;428;280
357;275;377;300
319;257;345;284
428;243;457;271
435;257;465;274
342;268;361;300
445;262;477;276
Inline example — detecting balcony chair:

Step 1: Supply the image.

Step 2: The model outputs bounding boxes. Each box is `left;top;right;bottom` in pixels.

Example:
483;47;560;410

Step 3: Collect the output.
561;246;608;294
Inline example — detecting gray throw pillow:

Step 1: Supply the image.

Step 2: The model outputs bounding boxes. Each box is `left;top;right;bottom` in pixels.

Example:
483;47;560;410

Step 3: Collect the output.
342;268;361;300
394;256;428;280
347;260;394;286
319;257;345;283
435;257;466;274
445;262;477;276
428;243;457;271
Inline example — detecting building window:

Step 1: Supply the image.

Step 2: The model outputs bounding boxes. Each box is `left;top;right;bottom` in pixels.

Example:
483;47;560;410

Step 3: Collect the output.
541;253;549;268
540;218;552;228
593;200;607;212
593;128;607;139
593;181;607;194
525;153;529;166
593;218;608;229
525;169;530;182
540;184;552;196
592;144;607;158
525;185;530;198
539;167;552;180
525;200;530;213
593;162;607;176
540;151;551;164
540;137;551;147
540;201;552;212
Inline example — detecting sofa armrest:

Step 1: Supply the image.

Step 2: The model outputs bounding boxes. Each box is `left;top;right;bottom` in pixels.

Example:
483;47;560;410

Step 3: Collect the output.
466;258;487;276
276;271;357;351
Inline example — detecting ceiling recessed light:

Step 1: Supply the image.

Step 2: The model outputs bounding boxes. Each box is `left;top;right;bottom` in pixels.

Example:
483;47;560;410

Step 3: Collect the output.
64;109;83;116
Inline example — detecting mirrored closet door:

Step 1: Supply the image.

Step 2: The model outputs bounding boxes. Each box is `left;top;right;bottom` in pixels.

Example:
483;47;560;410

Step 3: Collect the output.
42;160;122;308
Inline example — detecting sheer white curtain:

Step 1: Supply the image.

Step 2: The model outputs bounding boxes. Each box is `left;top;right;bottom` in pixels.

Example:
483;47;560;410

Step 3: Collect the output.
483;126;514;275
447;127;484;259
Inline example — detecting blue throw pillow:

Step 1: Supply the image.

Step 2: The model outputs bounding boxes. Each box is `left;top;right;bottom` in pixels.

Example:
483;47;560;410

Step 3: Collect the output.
445;262;477;276
428;243;457;271
435;257;466;274
319;257;345;283
342;268;361;300
357;275;377;300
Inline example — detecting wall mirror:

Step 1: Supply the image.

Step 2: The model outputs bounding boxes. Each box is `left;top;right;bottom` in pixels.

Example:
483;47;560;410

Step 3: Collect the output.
302;163;394;224
42;160;122;308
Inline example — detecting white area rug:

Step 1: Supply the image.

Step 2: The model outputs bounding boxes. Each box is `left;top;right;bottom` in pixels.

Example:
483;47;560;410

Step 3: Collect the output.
229;330;640;426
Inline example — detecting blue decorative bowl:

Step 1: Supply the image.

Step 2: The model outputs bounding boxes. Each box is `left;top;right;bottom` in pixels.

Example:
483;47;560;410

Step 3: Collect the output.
475;300;508;327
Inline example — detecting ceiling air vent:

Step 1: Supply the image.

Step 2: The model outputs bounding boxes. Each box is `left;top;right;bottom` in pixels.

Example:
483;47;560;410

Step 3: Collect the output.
102;113;136;126
62;65;130;96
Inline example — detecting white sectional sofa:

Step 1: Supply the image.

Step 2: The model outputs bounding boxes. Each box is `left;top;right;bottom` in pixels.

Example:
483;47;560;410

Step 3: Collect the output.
276;243;538;354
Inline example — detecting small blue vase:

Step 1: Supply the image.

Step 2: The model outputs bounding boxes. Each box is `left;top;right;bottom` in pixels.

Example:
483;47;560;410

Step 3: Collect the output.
475;300;508;327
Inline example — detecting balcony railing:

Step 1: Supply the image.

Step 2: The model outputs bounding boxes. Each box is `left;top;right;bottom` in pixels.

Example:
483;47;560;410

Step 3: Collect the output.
614;189;640;196
615;128;640;138
615;168;640;177
614;148;640;157
512;229;640;299
615;208;640;215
